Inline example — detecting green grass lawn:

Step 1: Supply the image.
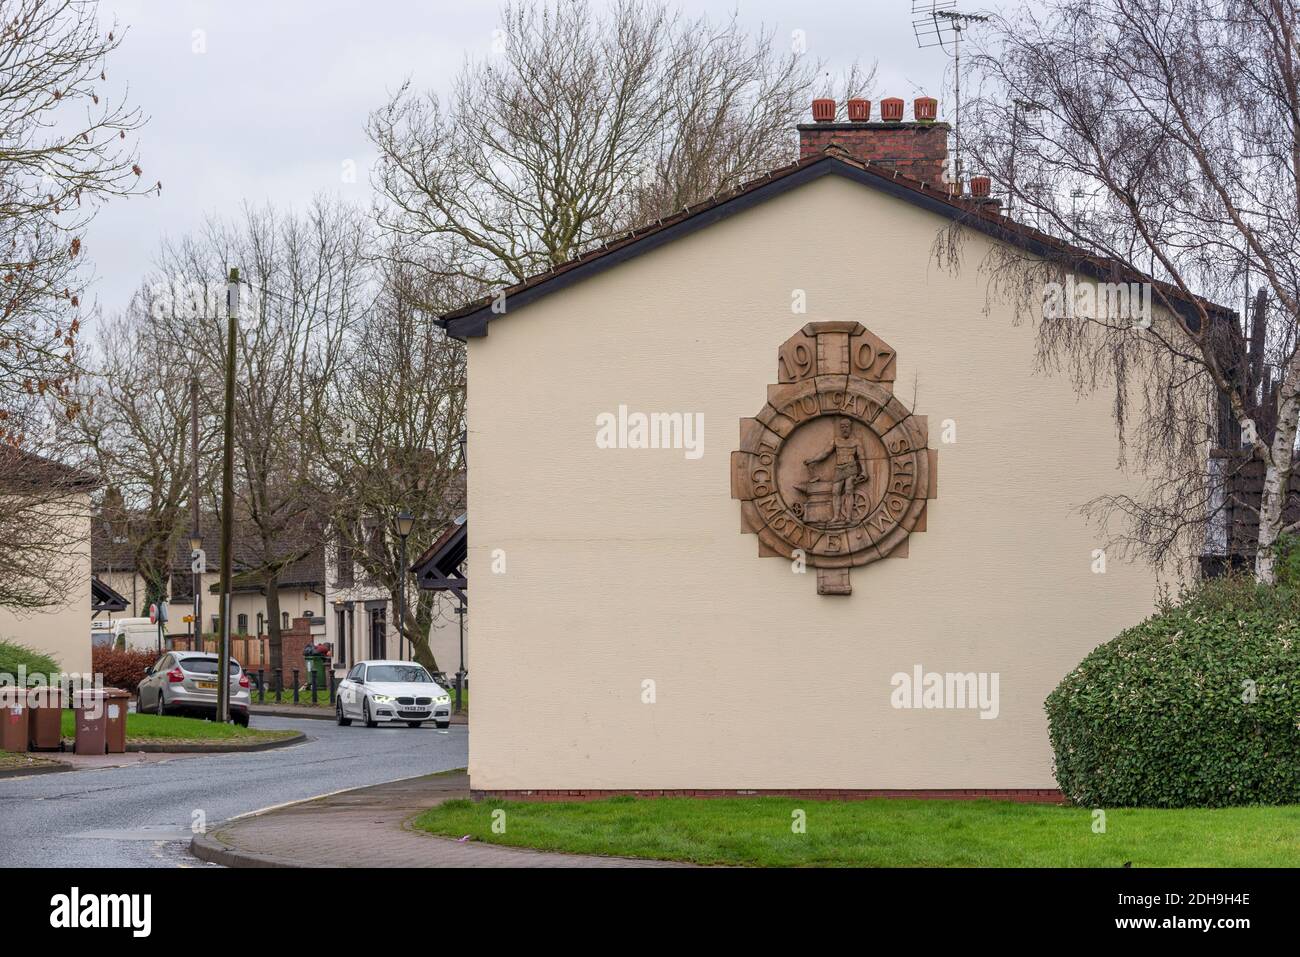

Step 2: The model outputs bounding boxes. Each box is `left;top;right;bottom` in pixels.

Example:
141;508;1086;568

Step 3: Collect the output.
415;796;1300;867
59;709;296;744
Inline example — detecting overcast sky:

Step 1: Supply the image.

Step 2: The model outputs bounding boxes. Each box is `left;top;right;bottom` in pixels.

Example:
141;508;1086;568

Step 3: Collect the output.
85;0;1004;327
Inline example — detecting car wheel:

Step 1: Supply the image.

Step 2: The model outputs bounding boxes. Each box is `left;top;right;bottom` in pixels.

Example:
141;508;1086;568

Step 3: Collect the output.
363;698;378;728
406;720;423;728
233;711;249;727
156;692;167;717
336;700;352;726
435;720;450;729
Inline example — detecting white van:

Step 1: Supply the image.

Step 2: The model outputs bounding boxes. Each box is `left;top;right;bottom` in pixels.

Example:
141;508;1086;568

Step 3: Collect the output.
109;617;164;653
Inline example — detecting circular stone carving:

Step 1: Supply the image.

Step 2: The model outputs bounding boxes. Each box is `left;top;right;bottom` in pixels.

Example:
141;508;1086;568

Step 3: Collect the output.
730;321;933;593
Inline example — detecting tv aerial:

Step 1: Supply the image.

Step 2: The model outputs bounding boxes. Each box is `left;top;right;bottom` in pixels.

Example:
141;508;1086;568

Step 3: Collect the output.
911;1;990;188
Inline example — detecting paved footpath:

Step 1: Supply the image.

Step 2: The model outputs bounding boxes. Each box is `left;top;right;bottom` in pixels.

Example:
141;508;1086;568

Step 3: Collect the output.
192;772;688;868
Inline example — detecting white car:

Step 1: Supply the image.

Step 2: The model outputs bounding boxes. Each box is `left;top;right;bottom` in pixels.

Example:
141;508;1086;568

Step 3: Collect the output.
336;660;452;729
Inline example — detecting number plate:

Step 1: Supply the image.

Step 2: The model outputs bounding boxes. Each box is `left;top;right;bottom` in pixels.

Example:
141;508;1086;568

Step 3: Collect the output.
196;680;217;689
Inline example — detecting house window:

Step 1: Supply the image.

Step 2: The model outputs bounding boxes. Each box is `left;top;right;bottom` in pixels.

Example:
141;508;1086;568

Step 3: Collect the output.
237;614;248;635
210;615;218;635
282;611;290;630
369;607;386;659
335;608;347;667
170;573;193;602
336;539;354;588
256;612;265;636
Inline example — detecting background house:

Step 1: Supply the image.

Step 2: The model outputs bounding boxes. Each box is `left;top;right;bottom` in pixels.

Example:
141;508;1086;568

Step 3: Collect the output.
91;516;328;651
0;450;99;675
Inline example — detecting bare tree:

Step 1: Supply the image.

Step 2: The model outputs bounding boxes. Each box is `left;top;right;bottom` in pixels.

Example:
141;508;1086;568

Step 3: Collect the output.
368;0;869;303
315;258;465;674
75;287;212;610
154;198;370;671
959;0;1300;581
0;446;96;612
1;0;150;447
1;0;148;612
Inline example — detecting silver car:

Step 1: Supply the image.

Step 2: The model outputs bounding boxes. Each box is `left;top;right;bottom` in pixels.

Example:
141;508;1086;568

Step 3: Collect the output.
137;651;252;726
336;660;452;729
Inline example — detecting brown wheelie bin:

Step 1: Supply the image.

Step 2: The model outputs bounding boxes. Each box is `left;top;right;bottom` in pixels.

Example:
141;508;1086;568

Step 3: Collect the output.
73;688;107;755
0;688;29;752
104;688;130;754
27;684;63;751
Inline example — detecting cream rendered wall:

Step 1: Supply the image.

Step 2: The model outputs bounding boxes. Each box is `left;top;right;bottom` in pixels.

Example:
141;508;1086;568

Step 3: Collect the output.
427;592;466;678
0;490;93;676
467;173;1163;790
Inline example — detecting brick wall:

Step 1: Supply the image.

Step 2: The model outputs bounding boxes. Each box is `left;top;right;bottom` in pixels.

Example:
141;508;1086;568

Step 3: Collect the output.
798;122;951;187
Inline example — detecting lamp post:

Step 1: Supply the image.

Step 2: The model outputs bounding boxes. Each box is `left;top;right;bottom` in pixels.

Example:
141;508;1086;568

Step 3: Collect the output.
189;533;203;652
455;601;466;714
395;511;414;660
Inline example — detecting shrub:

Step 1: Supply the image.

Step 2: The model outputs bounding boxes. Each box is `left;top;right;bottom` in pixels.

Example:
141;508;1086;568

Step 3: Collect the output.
0;640;60;682
91;645;158;695
1046;575;1300;807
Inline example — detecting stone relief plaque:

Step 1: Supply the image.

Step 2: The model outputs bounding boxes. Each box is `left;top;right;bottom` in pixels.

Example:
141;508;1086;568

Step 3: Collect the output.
730;321;937;595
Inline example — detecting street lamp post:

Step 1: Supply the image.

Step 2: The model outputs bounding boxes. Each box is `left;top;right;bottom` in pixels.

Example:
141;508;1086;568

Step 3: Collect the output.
455;601;466;714
189;533;203;653
395;511;414;661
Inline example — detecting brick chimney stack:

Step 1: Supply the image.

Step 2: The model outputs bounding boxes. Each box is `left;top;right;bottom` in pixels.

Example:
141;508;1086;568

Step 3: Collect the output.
798;97;951;188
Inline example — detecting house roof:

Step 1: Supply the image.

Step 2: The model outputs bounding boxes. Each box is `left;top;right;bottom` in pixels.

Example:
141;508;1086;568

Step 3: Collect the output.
411;515;466;604
438;148;1236;340
92;511;326;591
91;576;129;613
0;448;100;493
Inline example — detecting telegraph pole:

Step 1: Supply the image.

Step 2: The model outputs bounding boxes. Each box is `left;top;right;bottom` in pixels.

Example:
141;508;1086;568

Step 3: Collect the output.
190;376;203;653
216;268;239;724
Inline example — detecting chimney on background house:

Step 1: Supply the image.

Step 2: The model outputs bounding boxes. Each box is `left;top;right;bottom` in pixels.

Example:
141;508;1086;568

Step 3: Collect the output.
799;97;951;189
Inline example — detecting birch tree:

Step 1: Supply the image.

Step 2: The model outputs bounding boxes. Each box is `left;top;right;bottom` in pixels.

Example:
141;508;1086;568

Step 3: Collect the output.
961;0;1300;581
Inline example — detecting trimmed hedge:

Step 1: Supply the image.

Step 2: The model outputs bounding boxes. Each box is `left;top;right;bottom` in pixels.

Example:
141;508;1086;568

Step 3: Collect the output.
0;640;60;682
1046;576;1300;807
91;645;157;695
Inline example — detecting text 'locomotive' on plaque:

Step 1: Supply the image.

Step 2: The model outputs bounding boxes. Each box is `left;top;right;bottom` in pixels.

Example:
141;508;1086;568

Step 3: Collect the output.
730;321;937;596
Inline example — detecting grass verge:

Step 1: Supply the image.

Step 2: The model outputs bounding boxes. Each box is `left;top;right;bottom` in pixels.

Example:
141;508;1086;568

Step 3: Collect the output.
414;796;1300;867
59;709;296;744
0;750;60;771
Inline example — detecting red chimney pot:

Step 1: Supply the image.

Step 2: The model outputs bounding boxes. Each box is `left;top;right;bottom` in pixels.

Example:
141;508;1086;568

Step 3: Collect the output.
846;98;871;122
811;98;836;123
880;98;904;122
970;176;992;198
914;97;938;122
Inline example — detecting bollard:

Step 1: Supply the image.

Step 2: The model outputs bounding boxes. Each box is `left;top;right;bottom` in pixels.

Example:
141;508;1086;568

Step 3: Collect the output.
292;670;299;704
257;669;265;704
328;671;336;705
274;668;283;704
310;669;318;705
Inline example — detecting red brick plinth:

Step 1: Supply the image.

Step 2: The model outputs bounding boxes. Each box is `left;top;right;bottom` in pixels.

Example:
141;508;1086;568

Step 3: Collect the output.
472;788;1066;804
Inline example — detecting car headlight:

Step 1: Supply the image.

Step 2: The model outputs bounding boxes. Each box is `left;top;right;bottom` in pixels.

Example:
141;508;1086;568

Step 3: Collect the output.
435;694;450;705
371;693;396;704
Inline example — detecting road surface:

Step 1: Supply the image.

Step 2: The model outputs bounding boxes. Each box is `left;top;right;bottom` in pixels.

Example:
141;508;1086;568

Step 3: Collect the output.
0;715;468;867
